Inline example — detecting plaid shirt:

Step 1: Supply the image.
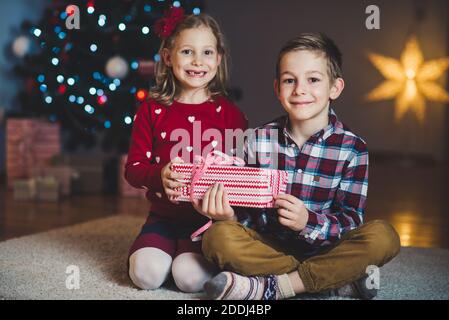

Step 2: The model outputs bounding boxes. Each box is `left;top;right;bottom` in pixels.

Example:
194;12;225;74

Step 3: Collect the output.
238;108;369;247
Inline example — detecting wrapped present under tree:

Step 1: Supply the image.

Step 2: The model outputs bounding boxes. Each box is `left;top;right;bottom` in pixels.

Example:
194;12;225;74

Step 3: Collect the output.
6;118;61;189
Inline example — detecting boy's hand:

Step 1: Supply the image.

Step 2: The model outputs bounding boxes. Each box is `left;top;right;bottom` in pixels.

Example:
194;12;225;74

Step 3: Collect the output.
192;183;236;221
161;157;186;204
274;194;309;231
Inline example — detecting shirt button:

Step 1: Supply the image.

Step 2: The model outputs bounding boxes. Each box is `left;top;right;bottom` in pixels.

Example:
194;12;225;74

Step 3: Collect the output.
304;234;309;239
290;143;296;148
297;169;302;173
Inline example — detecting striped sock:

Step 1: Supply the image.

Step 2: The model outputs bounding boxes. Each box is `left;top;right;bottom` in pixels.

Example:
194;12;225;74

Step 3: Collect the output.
204;272;295;300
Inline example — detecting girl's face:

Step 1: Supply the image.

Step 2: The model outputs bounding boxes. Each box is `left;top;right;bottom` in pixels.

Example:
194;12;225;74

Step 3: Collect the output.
163;26;222;94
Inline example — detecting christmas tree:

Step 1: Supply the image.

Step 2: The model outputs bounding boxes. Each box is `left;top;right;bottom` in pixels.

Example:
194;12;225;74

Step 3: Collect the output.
9;0;204;152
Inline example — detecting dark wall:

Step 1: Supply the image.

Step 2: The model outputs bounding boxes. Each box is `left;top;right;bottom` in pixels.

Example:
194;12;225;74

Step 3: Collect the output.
207;0;449;160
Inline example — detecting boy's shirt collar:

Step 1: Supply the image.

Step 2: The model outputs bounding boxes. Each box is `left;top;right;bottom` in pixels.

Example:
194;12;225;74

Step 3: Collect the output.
282;107;342;146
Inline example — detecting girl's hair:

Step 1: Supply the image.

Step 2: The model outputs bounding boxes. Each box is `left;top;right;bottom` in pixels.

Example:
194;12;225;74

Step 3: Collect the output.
150;14;229;106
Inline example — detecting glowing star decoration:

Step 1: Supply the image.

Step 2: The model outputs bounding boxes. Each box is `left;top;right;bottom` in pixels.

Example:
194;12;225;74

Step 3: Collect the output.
366;35;449;122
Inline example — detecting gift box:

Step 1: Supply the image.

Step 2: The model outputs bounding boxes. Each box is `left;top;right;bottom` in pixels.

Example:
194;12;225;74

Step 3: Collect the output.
51;154;105;194
118;154;147;198
36;176;59;202
33;165;79;196
6;118;61;189
13;179;37;201
172;163;288;208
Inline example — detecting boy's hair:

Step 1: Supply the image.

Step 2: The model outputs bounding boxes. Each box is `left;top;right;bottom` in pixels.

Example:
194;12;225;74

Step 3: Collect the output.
150;14;229;105
275;32;343;85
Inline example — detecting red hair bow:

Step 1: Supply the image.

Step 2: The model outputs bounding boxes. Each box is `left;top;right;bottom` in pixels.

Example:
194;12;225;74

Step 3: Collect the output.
154;6;186;39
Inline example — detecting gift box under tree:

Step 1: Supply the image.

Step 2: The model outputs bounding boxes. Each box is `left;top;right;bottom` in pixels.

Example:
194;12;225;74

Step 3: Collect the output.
172;152;289;208
50;154;106;194
32;165;78;196
6;118;61;189
13;176;59;202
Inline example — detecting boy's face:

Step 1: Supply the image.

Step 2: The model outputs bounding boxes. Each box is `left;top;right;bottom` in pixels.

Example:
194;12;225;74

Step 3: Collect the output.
274;50;344;123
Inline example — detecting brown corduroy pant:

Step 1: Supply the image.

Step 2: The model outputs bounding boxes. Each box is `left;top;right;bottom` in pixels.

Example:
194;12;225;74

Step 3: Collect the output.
202;219;401;293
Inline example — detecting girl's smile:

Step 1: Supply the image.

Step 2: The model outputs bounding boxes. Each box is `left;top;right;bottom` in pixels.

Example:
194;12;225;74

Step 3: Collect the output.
163;26;222;101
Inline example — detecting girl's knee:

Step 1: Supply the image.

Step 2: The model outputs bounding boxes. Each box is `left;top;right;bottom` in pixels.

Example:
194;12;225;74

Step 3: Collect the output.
171;253;216;293
172;270;207;293
128;248;172;290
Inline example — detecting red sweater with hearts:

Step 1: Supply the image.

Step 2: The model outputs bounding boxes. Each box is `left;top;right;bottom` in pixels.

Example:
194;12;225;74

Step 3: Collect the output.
125;96;248;223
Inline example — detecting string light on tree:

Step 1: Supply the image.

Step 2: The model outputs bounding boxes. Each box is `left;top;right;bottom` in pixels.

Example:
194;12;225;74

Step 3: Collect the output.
57;85;67;94
87;2;95;14
118;23;126;31
141;26;150;35
32;28;42;37
97;94;108;105
11;0;205;151
136;89;148;101
124;116;132;124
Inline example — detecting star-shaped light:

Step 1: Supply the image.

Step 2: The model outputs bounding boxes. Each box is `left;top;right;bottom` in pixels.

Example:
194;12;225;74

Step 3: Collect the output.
366;35;449;121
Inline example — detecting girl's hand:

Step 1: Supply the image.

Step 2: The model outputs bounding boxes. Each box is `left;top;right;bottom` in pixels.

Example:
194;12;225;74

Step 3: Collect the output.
161;157;186;204
192;183;236;221
274;194;309;231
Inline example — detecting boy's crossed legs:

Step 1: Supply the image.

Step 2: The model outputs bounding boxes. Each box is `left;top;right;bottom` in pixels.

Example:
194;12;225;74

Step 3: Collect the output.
202;219;400;300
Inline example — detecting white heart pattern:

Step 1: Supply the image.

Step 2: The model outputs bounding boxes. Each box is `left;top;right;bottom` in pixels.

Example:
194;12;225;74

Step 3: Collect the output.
133;162;140;166
146;151;151;159
186;146;193;152
188;116;195;123
133;115;137;121
211;140;218;148
155;108;162;115
161;132;167;139
216;106;222;112
155;157;160;163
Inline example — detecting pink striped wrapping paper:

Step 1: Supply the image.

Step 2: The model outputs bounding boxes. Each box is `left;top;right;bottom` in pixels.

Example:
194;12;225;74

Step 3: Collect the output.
172;164;289;208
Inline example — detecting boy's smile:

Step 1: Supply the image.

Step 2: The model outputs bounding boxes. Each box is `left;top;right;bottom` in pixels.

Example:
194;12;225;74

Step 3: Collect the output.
275;50;344;126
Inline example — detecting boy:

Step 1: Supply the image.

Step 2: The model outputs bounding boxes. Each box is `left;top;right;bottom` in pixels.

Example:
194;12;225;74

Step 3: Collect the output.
193;33;400;300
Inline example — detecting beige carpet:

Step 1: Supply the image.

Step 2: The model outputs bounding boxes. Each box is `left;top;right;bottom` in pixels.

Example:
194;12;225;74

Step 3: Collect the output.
1;215;449;300
0;216;201;300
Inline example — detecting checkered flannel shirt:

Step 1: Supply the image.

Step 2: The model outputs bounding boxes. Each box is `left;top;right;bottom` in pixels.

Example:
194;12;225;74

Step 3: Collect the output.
237;108;369;247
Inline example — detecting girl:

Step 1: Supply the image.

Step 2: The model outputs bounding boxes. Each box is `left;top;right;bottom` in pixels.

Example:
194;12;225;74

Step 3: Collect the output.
125;7;248;293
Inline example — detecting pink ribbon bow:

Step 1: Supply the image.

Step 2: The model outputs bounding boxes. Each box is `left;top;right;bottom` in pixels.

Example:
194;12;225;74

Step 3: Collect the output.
190;151;245;242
